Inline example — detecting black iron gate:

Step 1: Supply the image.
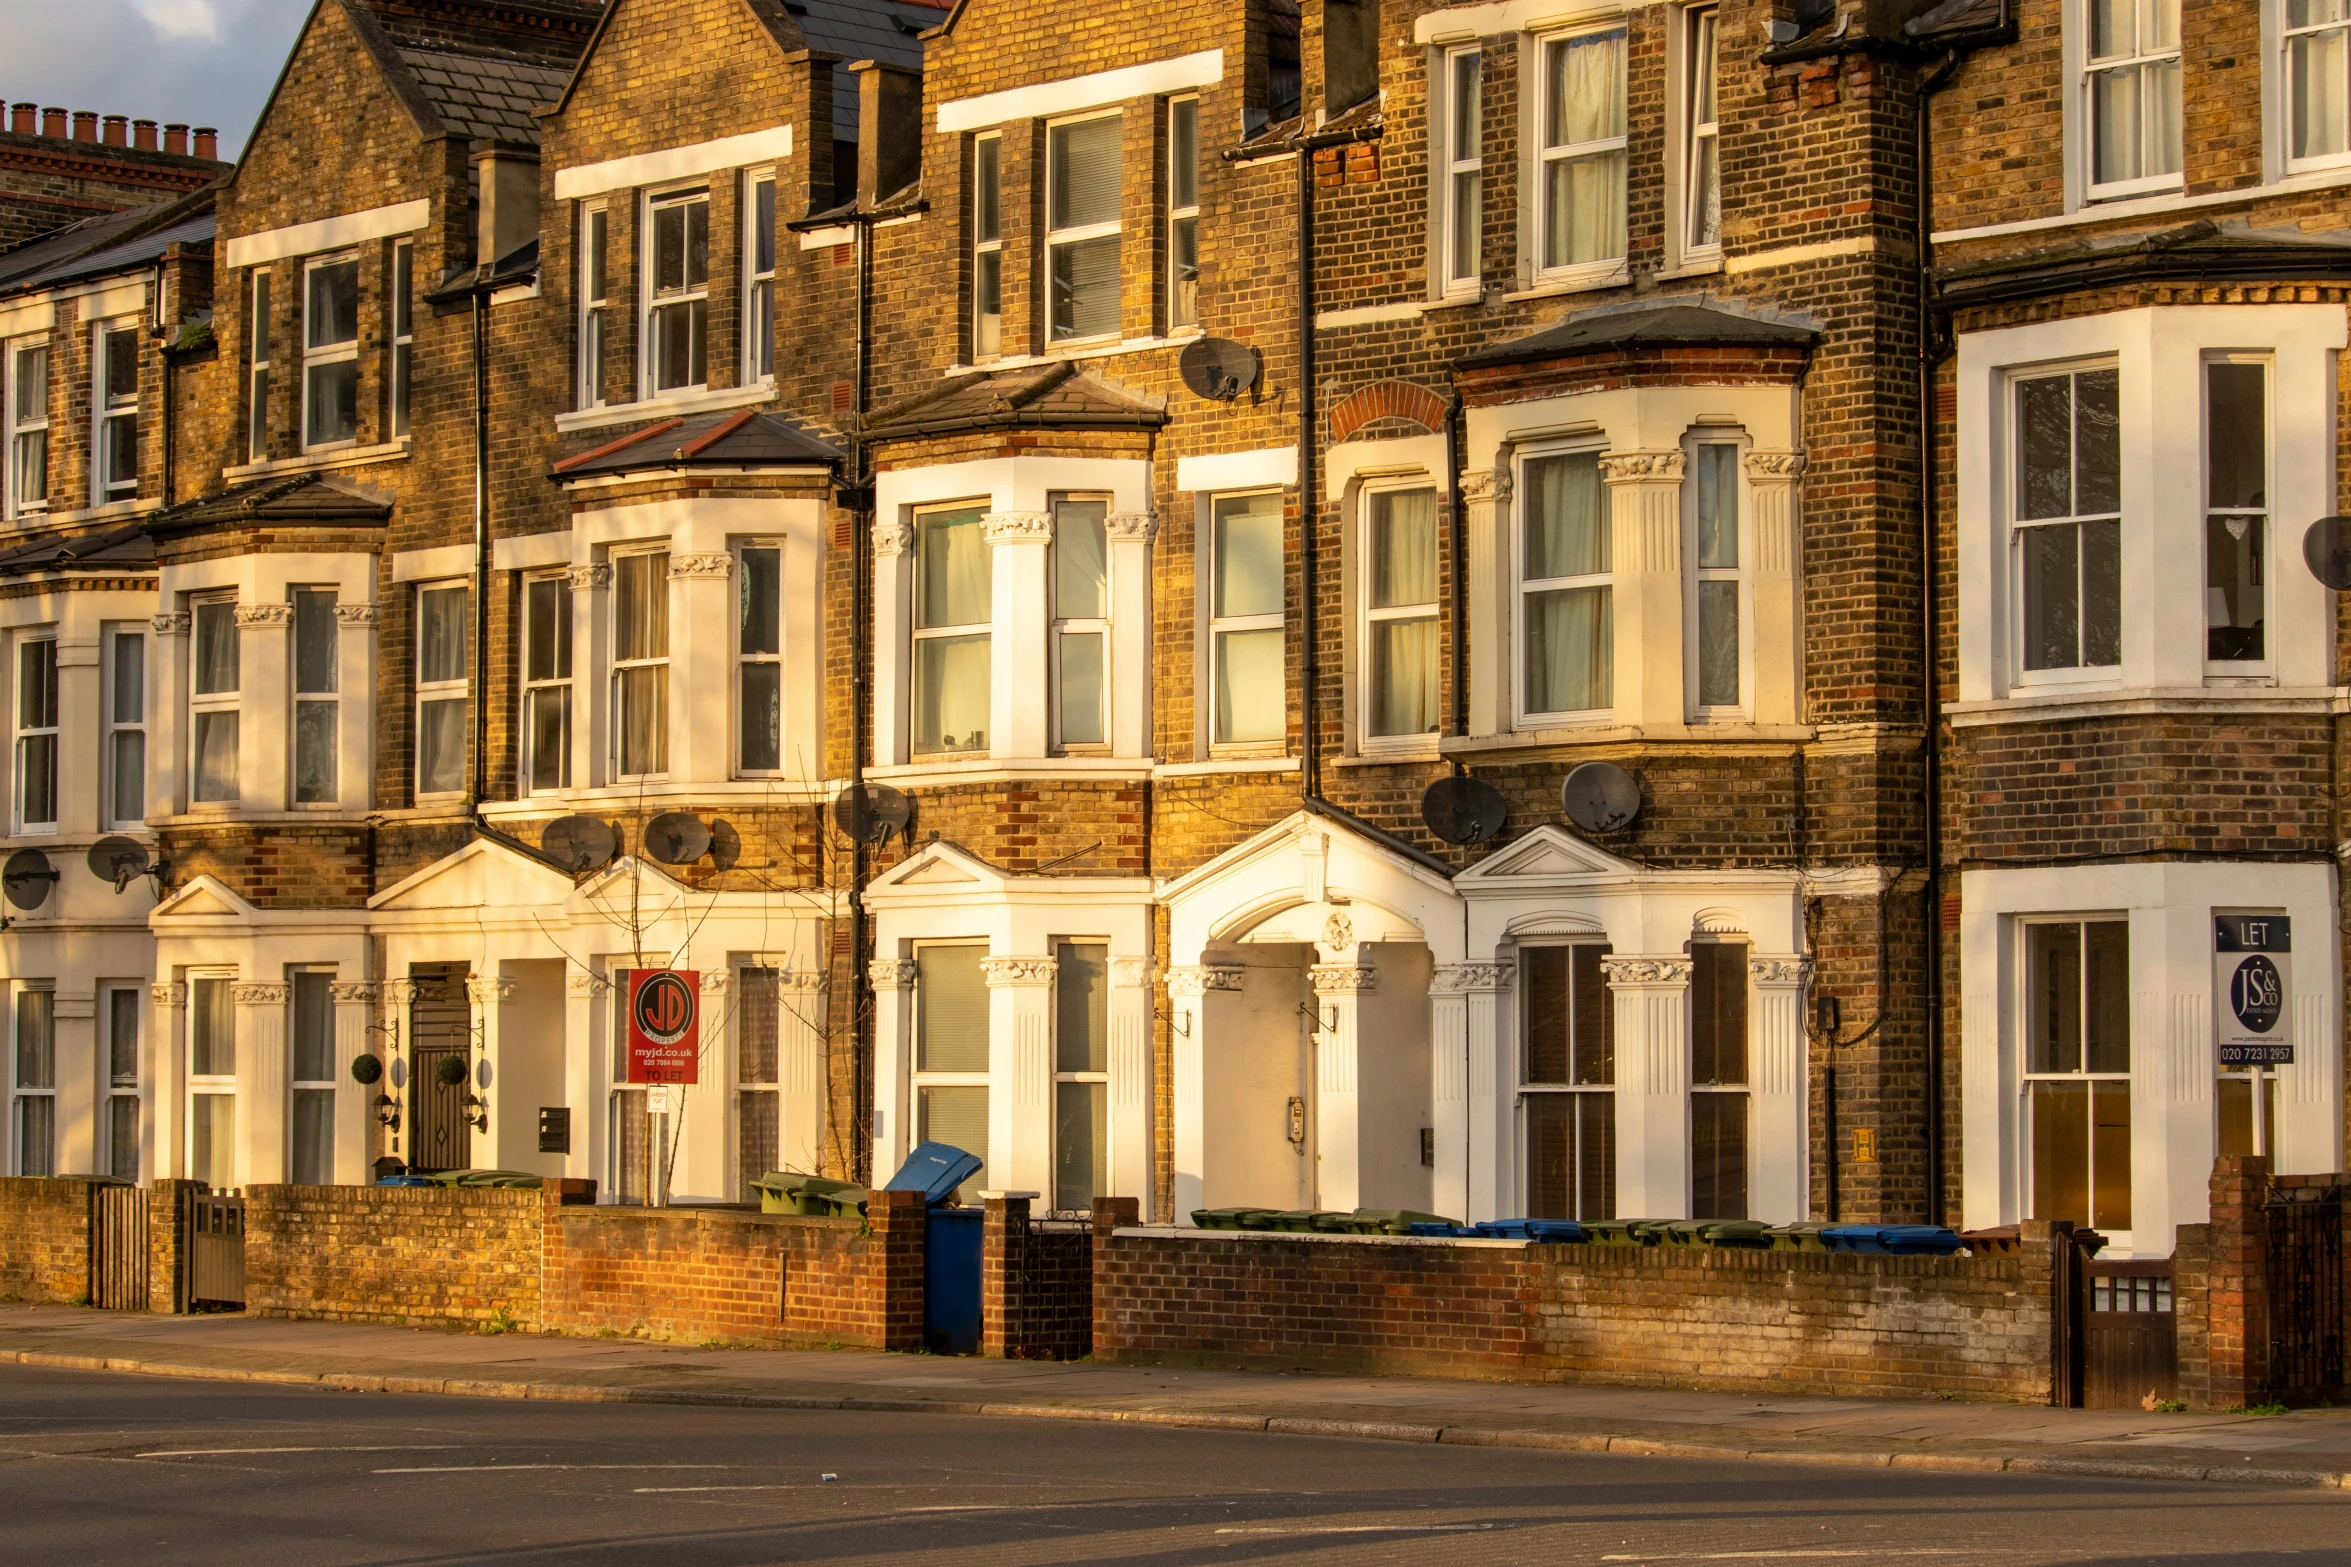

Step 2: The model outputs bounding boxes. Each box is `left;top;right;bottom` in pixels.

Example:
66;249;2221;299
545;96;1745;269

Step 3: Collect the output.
188;1191;245;1309
88;1183;148;1311
2267;1192;2345;1401
2083;1258;2176;1409
407;966;472;1173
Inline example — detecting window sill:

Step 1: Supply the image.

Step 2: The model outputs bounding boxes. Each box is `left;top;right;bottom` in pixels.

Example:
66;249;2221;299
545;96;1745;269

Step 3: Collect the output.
1500;264;1630;303
1334;743;1443;766
1944;685;2351;728
1443;722;1816;757
1422;288;1489;314
554;382;772;435
483;780;839;816
1154;755;1299;778
5;497;162;532
1655;254;1724;282
944;328;1204;378
868;756;1155;788
223;439;410;484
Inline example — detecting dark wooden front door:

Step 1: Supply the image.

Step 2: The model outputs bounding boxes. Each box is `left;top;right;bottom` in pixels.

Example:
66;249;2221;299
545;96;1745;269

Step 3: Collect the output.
407;965;471;1174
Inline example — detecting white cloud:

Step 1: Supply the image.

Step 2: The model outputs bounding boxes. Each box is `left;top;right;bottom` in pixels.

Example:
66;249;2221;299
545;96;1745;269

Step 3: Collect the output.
138;0;221;42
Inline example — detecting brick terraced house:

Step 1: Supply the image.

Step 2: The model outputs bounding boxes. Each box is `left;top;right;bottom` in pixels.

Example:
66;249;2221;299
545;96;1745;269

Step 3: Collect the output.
0;0;2339;1260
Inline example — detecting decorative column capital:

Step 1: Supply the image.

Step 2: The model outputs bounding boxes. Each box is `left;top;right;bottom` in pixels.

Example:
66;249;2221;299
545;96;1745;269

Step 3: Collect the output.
981;510;1053;545
1310;964;1377;994
1747;956;1814;987
567;562;611;590
1742;449;1807;482
328;981;379;1004
1597;450;1686;485
150;612;190;636
868;958;918;989
699;969;730;995
982;955;1058;987
1457;468;1512;506
1166;965;1244;996
333;602;380;628
670;553;733;578
384;979;424;1005
1109;957;1154;989
1430;962;1513;995
775;969;830;993
1601;956;1692;987
233;603;292;628
465;976;516;1005
565;971;610;997
150;981;187;1007
1104;510;1160;541
234;982;290;1006
870;518;913;558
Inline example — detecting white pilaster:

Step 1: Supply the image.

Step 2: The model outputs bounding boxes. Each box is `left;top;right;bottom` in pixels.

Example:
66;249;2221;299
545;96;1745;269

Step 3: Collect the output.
1459;468;1511;737
569;563;609;787
984;511;1052;760
55;637;99;838
984;953;1056;1198
51;990;95;1176
148;612;188;817
334;602;378;810
668;553;732;783
150;980;185;1179
467;973;515;1168
1743;451;1803;727
1746;956;1810;1225
1109;955;1153;1213
870;520;912;766
1106;511;1157;759
331;981;377;1185
235;603;292;812
1434;961;1511;1224
1605;956;1690;1220
235;980;290;1188
564;969;608;1185
1309;962;1375;1212
1599;451;1686;726
778;969;828;1177
868;957;916;1176
1167;964;1242;1222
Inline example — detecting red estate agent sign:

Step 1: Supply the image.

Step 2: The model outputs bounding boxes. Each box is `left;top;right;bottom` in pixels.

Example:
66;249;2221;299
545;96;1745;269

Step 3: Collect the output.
624;969;700;1084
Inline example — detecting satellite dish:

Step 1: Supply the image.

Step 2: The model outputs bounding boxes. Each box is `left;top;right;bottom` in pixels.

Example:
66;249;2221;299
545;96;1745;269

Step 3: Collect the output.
643;811;712;865
1178;336;1259;402
833;782;912;844
540;814;619;874
2305;516;2351;590
87;836;151;891
1561;761;1640;834
1420;775;1507;846
2;848;58;911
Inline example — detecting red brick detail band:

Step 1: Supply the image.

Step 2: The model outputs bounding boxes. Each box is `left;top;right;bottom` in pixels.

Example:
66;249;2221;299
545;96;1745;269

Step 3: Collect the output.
1326;379;1448;444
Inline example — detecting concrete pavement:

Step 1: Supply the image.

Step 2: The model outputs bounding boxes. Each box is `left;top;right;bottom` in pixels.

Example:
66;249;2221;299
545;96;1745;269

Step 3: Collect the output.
3;1303;2348;1491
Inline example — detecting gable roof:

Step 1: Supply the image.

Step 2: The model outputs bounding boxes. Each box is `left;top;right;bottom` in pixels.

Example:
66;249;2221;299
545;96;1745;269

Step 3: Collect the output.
0;521;156;577
868;359;1168;440
150;471;395;533
551;407;841;479
1934;218;2351;307
1458;300;1820;371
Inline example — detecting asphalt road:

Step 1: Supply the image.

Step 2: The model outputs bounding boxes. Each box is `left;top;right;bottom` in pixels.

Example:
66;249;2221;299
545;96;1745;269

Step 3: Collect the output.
1;1365;2345;1566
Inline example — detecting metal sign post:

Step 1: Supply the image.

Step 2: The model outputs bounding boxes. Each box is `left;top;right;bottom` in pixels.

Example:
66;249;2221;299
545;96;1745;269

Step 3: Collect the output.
2214;914;2291;1157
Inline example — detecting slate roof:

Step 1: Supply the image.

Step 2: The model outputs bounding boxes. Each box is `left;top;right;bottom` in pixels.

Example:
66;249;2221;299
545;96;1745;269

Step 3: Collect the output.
1458;301;1819;370
789;0;943;147
1905;0;2007;40
550;408;842;478
0;522;155;577
398;46;577;142
867;360;1169;440
1934;219;2351;305
0;199;213;297
150;472;395;531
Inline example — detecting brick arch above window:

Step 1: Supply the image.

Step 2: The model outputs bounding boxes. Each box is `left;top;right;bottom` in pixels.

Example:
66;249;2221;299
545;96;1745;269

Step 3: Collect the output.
1328;379;1449;444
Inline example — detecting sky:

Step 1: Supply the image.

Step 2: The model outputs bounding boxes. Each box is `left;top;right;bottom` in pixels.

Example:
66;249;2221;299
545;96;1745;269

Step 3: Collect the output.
3;0;315;159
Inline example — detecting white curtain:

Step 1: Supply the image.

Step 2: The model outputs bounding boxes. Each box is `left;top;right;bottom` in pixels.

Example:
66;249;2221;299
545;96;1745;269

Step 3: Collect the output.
919;511;990;629
1523;453;1608;580
1370;489;1436;608
1215;628;1284;742
1371;617;1438;736
192;711;240;802
916;635;990;753
2292;26;2349;159
1056;502;1108;618
1214;495;1284;617
1525;586;1612;714
1545;29;1626;268
1548;28;1624;146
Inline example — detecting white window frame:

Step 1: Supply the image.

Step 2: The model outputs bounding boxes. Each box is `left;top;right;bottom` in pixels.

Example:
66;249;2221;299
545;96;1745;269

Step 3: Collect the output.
289;968;336;1185
2202;352;2273;678
578;202;610;409
186;972;236;1190
1167;97;1200;332
910;940;991;1185
1440;45;1484;295
1045;110;1125;347
1050;939;1110;1214
299;251;361;452
609;547;671;780
291;586;339;806
14;631;56;833
1513;442;1615;728
2005;360;2124;690
1358;479;1441;751
1206;488;1288;753
92;317;140;504
1684;433;1752;720
6;334;48;520
390;239;414;438
1678;5;1722;264
189;594;241;805
1533;23;1630;286
736;540;785;777
2283;0;2351;174
2014;913;2135;1241
972;133;1004;360
744;167;777;384
642;187;710;398
1050;494;1113;753
2080;0;2183;202
1688;937;1752;1222
247;267;272;463
521;571;573;794
910;504;992;758
101;982;141;1183
735;964;782;1201
414;580;471;799
104;624;146;829
11;983;55;1177
1515;939;1616;1223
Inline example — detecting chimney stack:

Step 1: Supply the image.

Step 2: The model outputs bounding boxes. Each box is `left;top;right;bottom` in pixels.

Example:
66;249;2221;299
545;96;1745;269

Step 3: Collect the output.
472;143;540;269
8;104;31;135
194;127;217;159
41;107;65;138
102;114;127;147
163;124;188;155
851;60;922;210
133;119;157;150
72;110;97;141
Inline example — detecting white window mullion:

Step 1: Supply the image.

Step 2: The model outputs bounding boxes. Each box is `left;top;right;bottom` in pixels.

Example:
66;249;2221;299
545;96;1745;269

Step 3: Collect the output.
737;543;784;775
2083;0;2182;199
1047;112;1125;345
1208;490;1285;748
973;134;1004;359
745;170;777;383
579;203;610;409
610;551;670;779
523;573;574;793
1443;46;1483;292
1537;27;1628;280
6;336;49;519
1051;496;1111;751
644;190;710;396
14;634;56;832
300;254;360;451
105;627;146;828
93;321;140;503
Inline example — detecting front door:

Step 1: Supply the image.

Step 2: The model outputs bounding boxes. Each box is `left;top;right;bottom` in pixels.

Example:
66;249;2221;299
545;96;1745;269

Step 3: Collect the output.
407;965;471;1173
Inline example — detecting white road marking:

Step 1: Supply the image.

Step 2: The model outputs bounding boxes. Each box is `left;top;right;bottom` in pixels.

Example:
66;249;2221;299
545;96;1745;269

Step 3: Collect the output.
375;1464;738;1474
1215;1524;1495;1535
635;1485;795;1493
140;1445;459;1457
1602;1552;1975;1561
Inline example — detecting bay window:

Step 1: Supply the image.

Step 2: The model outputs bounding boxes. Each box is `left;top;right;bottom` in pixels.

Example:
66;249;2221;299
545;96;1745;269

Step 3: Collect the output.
1681;6;1721;256
1443;46;1483;291
302;255;360;449
1053;941;1109;1213
1690;941;1748;1222
1689;441;1744;712
15;635;55;831
1048;114;1122;343
2084;0;2181;198
612;551;670;778
7;338;46;517
1364;486;1438;740
2204;358;2269;666
745;171;777;382
1520;450;1612;719
1052;497;1110;749
190;597;240;804
291;971;334;1184
973;134;1003;359
2288;0;2351;166
104;986;139;1183
738;544;782;773
107;628;145;827
94;321;139;502
414;582;469;798
913;507;991;755
292;588;337;804
1537;26;1627;277
2024;919;2132;1233
1169;98;1199;330
188;976;236;1191
2013;366;2121;676
579;204;609;408
1209;491;1285;746
12;987;53;1177
737;967;780;1200
523;574;572;793
645;190;710;395
914;944;990;1199
1522;943;1614;1222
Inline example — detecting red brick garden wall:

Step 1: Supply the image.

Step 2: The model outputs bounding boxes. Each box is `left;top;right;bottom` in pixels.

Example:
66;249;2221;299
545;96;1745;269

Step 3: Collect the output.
243;1184;547;1329
0;1178;95;1304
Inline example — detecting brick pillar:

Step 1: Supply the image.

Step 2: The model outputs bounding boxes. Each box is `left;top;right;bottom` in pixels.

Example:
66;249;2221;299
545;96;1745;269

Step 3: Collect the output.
2020;1218;2074;1407
147;1178;204;1313
981;1191;1034;1359
538;1177;593;1334
2206;1155;2271;1410
2174;1221;2212;1408
866;1188;927;1351
1090;1195;1138;1358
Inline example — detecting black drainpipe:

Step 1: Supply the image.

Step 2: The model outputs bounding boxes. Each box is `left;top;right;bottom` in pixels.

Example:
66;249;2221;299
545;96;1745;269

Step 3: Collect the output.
850;210;875;1184
1444;389;1466;760
1296;144;1319;797
471;289;491;810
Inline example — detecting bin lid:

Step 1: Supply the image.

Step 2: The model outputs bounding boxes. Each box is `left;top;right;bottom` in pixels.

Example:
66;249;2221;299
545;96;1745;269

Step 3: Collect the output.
882;1141;984;1205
